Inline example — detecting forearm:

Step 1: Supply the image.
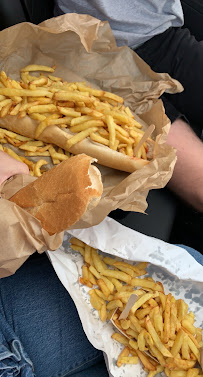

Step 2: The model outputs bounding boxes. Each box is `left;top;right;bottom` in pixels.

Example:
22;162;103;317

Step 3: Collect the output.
166;119;203;212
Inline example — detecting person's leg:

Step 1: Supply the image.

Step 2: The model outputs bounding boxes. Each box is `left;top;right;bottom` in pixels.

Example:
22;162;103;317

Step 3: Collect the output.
0;253;108;377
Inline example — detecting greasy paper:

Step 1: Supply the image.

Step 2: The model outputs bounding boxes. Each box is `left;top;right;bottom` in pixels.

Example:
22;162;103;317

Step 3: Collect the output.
48;217;203;377
0;13;182;277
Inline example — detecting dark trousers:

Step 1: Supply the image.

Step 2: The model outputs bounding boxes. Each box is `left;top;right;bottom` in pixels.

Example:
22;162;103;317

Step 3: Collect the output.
135;27;203;139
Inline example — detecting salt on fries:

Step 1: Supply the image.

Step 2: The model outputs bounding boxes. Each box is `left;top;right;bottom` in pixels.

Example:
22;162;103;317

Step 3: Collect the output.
0;64;152;161
70;237;203;377
0;127;74;177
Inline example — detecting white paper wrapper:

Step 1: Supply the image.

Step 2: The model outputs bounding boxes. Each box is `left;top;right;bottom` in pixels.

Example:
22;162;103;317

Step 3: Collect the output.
47;217;203;377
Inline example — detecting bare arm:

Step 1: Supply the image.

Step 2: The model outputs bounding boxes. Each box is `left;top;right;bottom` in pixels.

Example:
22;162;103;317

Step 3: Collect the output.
166;119;203;212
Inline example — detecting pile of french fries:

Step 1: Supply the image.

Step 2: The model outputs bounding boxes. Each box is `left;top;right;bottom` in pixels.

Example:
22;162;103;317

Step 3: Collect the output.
0;64;151;160
70;237;203;377
0;127;74;177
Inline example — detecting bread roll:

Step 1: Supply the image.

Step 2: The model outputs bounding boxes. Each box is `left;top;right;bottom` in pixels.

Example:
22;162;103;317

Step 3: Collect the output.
0;115;149;173
10;154;103;234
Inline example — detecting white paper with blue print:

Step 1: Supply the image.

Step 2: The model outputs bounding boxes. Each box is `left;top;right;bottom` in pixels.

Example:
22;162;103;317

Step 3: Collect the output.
47;217;203;377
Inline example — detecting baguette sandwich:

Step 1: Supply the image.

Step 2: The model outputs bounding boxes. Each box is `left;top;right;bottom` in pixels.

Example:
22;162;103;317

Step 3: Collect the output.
0;65;153;174
10;154;103;235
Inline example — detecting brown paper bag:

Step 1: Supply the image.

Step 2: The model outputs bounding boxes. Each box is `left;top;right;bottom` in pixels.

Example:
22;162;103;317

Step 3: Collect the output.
0;13;182;277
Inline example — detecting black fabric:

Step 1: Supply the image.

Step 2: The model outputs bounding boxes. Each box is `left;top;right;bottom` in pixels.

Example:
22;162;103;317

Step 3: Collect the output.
182;0;203;42
135;27;203;139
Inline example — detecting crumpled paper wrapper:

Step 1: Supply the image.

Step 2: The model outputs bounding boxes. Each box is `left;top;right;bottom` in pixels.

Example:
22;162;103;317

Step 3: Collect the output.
47;217;203;377
0;13;183;277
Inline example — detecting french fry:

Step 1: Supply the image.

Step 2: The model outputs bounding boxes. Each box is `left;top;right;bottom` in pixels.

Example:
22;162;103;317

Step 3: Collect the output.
145;316;172;358
181;335;191;360
21;64;55;73
33;159;48;177
119;356;138;364
69;119;104;133
170;330;184;357
148;365;164;377
99;303;107;322
117;346;130;367
163;294;171;344
111;332;129;346
66;127;98;149
90;132;109;146
131;278;163;292
131;293;159;315
101;269;131;284
182;320;196;335
97;279;111;298
136;349;156;371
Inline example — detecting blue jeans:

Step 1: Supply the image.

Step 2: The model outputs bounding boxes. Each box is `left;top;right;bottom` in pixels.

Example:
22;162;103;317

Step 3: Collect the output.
0;245;202;377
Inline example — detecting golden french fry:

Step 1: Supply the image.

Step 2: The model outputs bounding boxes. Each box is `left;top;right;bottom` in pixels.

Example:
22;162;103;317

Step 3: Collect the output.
99;303;107;322
182;320;196;335
28;104;57;114
172;359;196;370
83;244;91;264
82;265;89;281
177;300;188;322
54;91;92;103
57;106;81;118
107;300;123;310
111;332;129;346
105;114;116;149
131;278;163;292
31;77;48;86
148;365;164;377
103;91;124;104
66;127;98;149
113;264;134;277
131;293;159;315
33;159;48;177
136;306;152;320
181;335;191;360
97;279;111;298
187;336;200;362
170;329;184;357
89;291;102;311
88;271;97;286
69;119;104;133
117;346;130;367
29;113;47;121
101;269;131;284
136;349;156;371
79;277;92;288
0;87;52;98
138;329;146;351
170;371;187;377
91;249;105;273
48;75;62;82
145;316;172;358
186;370;201;377
181;327;200;348
3;147;22;162
119;356;138;364
90;132;109;146
108;277;123;292
163;294;171;344
21;64;55;73
70;245;85;257
120;319;131;330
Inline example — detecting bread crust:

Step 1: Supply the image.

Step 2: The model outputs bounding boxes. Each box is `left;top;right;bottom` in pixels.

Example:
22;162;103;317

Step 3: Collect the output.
0;115;149;173
10;154;103;234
